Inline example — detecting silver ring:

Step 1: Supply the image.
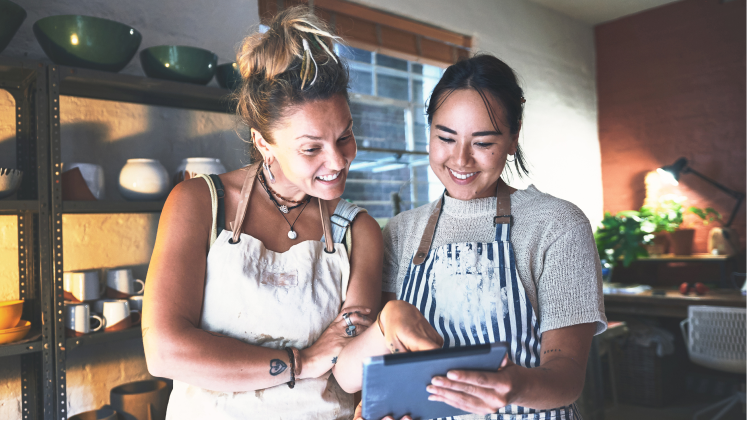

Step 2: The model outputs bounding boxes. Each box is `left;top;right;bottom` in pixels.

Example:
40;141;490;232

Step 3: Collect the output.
342;313;354;327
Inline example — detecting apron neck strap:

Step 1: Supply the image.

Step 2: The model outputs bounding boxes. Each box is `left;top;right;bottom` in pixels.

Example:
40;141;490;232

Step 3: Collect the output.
412;179;513;266
228;163;336;252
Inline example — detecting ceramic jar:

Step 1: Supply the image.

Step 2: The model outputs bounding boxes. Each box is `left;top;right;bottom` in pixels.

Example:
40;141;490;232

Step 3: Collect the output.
118;159;169;201
173;157;226;185
65;162;105;199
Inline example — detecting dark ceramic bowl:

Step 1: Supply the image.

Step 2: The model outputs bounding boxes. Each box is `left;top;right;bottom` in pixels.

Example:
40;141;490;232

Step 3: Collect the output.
140;45;217;85
216;62;242;90
33;15;141;72
0;0;26;53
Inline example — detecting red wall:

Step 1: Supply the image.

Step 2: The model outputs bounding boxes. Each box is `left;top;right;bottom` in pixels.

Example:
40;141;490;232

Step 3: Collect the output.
596;0;746;253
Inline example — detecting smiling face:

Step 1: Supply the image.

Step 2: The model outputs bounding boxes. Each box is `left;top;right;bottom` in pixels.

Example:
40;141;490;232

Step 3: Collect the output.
428;88;519;201
253;94;356;201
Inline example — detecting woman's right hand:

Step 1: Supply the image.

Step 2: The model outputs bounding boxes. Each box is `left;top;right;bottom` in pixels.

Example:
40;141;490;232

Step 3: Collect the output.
300;306;373;379
379;300;443;354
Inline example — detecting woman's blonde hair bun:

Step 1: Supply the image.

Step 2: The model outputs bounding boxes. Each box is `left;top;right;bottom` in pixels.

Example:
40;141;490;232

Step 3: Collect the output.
235;5;349;161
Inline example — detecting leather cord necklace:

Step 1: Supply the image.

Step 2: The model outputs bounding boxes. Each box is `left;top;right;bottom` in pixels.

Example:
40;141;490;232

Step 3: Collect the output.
258;173;311;239
257;170;306;214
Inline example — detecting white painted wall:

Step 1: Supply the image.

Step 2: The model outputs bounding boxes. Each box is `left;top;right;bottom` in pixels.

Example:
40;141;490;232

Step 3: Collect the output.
352;0;602;226
0;0;601;417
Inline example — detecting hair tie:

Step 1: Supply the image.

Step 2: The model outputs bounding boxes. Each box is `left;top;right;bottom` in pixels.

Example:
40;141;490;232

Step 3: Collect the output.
300;38;318;89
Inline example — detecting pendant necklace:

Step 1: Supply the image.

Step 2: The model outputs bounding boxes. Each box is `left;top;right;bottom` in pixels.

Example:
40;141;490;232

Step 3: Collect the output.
258;172;311;239
257;171;306;214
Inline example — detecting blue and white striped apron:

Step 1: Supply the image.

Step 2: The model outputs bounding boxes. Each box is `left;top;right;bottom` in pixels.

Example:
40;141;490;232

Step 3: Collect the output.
398;191;577;420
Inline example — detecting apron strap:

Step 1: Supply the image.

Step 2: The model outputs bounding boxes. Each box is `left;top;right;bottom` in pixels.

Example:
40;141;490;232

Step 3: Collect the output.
412;179;513;266
319;198;335;253
229;164;260;244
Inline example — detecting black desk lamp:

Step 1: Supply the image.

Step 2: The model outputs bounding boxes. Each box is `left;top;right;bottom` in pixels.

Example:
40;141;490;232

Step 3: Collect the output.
657;157;745;227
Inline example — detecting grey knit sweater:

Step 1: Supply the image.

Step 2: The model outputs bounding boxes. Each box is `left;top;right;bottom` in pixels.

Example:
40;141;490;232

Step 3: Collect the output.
382;185;607;335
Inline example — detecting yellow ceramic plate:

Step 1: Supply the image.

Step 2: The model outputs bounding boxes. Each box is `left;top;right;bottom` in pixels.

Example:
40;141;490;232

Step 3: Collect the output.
0;299;24;330
0;320;31;345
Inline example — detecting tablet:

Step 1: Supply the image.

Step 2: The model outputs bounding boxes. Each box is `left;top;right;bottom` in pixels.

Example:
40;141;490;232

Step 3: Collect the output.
362;342;509;420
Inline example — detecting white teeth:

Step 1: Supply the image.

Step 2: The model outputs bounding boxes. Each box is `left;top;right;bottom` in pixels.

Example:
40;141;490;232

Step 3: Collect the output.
317;172;340;181
449;169;477;180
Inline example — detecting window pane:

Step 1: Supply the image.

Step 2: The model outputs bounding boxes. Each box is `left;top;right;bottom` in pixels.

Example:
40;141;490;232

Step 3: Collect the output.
411;63;423;74
377;73;409;101
350;68;373;95
335;45;372;63
376;53;408;71
350;102;407;151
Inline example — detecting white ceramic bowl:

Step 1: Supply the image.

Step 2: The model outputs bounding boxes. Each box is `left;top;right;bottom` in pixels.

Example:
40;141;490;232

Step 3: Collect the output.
0;168;22;199
64;162;105;200
118;159;169;201
173;157;226;184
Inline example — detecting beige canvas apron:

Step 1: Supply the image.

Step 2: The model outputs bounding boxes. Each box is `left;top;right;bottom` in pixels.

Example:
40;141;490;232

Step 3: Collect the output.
166;166;355;420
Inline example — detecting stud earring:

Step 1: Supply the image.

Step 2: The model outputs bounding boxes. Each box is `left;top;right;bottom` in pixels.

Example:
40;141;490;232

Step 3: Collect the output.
263;162;276;183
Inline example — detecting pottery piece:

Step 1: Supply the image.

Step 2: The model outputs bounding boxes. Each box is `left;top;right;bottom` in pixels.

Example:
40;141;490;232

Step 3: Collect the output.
173;157;226;185
118;159;169;201
65;162;105;199
62;167;96;201
0;320;31;344
216;62;241;90
670;228;695;256
708;227;740;256
0;0;26;54
69;405;118;420
0;299;23;330
140;45;217;85
110;380;172;420
33;15;141;72
0;168;22;199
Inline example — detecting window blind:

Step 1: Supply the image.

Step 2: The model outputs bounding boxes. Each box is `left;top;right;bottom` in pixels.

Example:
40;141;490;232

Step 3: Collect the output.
258;0;471;67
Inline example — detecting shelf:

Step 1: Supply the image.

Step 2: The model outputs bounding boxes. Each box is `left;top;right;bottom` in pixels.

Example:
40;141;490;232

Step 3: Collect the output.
66;326;142;351
638;253;734;262
57;65;236;113
0;200;39;213
0;332;42;358
63;200;165;213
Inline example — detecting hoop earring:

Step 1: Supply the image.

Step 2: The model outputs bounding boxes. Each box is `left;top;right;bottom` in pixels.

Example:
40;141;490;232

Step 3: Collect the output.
506;155;516;163
263;162;276;183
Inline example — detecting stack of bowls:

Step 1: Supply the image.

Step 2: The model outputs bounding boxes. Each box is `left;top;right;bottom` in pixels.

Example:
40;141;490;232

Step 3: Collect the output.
33;15;142;72
0;0;26;53
140;45;218;85
0;299;31;344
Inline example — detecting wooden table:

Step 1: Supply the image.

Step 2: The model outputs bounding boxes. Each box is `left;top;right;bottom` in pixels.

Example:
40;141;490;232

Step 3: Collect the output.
604;289;746;318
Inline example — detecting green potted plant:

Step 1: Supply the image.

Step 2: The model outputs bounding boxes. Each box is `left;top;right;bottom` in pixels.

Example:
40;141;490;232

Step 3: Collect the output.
594;210;654;268
638;196;685;256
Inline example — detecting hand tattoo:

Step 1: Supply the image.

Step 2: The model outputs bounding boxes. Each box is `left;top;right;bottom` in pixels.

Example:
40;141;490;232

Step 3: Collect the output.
269;359;287;376
332;356;338;364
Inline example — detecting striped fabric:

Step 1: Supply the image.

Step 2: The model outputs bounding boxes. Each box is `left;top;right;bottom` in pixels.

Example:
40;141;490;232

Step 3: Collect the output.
399;223;575;420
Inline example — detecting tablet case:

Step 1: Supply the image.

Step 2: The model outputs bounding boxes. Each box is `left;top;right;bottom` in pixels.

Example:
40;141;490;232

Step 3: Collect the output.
362;342;509;420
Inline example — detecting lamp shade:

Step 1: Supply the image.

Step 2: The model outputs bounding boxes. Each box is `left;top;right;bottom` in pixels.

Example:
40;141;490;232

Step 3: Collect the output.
657;157;688;185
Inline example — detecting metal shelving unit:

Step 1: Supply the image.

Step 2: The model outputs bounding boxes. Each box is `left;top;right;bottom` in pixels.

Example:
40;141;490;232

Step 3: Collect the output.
0;57;55;420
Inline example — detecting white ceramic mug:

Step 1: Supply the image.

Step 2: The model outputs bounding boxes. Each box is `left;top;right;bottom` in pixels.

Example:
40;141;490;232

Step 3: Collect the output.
94;299;139;332
128;295;144;313
63;270;103;302
105;268;145;298
64;162;105;200
65;302;104;337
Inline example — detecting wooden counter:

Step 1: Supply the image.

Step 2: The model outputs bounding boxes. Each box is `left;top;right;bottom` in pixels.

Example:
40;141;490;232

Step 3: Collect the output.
604;289;746;318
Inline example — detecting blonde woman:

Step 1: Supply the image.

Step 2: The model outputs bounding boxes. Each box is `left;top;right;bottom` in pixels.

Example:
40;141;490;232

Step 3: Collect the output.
142;7;384;419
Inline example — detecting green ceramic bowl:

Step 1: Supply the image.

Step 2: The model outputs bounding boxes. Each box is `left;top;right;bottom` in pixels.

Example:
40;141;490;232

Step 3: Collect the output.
140;46;218;85
0;0;26;53
33;15;141;72
216;62;242;90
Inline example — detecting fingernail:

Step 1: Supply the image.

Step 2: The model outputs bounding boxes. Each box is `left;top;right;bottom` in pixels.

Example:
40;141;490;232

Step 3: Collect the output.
426;385;436;393
431;377;443;386
428;395;438;401
446;371;458;380
403;416;412;420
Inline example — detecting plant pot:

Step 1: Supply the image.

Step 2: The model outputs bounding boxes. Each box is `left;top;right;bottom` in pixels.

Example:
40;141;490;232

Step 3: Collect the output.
645;233;670;257
110;379;172;420
669;229;695;256
69;405;118;420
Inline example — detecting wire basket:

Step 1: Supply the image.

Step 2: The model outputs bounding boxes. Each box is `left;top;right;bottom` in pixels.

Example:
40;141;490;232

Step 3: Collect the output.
681;305;746;374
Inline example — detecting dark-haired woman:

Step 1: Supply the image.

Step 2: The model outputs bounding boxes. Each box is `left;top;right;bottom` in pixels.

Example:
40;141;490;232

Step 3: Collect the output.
338;54;607;419
142;7;387;419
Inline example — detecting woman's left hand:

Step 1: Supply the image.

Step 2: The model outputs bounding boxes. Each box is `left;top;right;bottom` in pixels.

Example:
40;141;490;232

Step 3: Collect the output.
426;354;520;415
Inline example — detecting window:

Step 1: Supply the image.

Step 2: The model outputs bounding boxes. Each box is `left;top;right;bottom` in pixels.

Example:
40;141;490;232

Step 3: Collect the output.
337;45;444;220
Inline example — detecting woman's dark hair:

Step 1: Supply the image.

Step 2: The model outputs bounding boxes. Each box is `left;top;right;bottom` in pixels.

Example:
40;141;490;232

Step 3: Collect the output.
235;6;349;162
426;54;529;178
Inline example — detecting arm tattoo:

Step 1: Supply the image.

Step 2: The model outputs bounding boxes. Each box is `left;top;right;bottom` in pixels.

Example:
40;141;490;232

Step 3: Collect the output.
269;359;287;376
332;356;338;364
543;348;561;355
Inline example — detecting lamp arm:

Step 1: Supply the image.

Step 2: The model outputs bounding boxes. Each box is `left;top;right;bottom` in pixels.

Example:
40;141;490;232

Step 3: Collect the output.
684;167;745;227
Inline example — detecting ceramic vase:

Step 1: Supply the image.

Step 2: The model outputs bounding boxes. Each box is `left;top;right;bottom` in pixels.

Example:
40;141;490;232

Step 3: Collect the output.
173;157;226;185
118;159;169;201
65;163;105;200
